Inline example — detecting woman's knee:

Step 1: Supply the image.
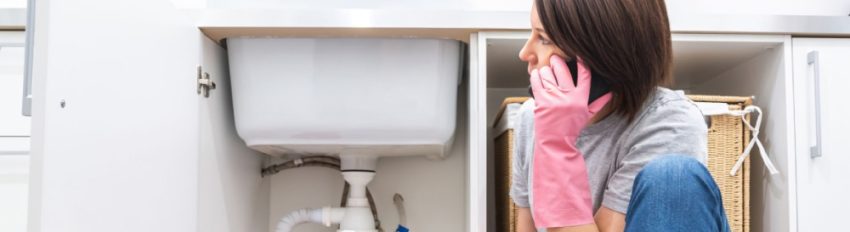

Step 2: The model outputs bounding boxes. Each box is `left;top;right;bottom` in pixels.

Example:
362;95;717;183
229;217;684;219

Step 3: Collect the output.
626;155;729;232
635;155;711;187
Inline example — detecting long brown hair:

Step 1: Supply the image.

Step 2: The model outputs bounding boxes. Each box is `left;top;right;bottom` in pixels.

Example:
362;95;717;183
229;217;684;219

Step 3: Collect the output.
535;0;673;121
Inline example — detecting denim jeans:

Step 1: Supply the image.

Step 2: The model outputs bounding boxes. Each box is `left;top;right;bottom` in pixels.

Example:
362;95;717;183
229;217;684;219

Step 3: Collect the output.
624;155;731;232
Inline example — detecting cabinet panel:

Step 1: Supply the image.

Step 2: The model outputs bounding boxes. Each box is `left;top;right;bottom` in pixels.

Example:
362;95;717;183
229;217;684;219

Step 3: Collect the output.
30;0;200;231
792;38;850;232
0;31;28;137
468;32;487;232
0;155;28;232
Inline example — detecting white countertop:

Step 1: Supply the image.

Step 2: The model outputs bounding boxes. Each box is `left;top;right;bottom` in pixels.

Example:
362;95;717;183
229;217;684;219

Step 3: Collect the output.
196;8;850;34
4;7;850;36
197;9;850;35
194;8;850;42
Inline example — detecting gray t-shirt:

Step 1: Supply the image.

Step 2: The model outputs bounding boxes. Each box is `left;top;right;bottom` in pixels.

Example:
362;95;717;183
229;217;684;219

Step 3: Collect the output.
509;88;708;224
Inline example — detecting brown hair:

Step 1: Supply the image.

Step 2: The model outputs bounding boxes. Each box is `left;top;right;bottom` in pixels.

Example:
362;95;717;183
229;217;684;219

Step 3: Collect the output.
535;0;673;121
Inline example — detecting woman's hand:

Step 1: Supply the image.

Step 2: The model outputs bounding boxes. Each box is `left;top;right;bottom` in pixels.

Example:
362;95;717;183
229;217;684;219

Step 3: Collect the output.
530;55;611;228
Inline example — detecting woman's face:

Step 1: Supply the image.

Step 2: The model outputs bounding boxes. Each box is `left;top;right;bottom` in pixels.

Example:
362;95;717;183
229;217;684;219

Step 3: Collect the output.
519;3;568;75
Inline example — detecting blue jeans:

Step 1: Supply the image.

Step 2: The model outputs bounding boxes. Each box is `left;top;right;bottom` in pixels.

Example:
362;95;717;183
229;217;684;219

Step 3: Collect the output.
624;155;731;232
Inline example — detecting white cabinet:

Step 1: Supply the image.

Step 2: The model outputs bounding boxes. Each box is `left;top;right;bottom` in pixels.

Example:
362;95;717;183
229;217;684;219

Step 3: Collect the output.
792;38;850;232
25;0;850;231
28;0;204;231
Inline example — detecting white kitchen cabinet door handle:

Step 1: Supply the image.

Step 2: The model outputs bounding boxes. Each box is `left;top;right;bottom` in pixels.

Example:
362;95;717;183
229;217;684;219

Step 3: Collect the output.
21;0;36;117
807;51;823;158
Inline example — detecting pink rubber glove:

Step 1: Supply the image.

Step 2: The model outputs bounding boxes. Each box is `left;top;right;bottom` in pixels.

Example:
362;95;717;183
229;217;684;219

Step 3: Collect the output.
530;55;612;228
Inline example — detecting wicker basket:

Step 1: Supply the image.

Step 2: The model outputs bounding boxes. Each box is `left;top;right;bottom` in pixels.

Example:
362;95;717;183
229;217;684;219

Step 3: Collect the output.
492;95;752;232
688;95;752;232
493;97;530;232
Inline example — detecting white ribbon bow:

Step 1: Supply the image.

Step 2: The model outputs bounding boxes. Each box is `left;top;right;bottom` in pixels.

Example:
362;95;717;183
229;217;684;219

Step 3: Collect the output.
693;100;780;176
728;106;779;176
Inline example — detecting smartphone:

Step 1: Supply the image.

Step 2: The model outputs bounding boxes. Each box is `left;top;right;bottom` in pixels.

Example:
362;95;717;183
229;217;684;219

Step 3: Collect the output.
528;59;611;104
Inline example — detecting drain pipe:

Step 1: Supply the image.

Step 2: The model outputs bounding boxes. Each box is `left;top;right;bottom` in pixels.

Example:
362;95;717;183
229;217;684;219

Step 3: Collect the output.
338;155;379;232
275;207;346;232
274;155;379;232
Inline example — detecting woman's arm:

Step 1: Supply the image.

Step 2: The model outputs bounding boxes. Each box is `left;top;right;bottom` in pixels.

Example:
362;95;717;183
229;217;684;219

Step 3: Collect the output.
594;207;626;232
547;206;625;232
547;223;598;232
529;56;611;227
517;207;537;232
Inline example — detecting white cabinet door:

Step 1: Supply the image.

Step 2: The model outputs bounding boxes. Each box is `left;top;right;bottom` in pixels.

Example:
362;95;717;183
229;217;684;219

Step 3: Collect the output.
792;38;850;232
30;0;200;231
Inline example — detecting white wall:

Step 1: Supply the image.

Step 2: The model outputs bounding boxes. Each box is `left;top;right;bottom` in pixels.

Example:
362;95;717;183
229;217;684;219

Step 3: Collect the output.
267;100;469;232
268;152;468;232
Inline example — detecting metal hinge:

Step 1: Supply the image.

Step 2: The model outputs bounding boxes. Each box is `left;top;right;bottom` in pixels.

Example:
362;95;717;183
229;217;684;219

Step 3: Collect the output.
197;66;216;98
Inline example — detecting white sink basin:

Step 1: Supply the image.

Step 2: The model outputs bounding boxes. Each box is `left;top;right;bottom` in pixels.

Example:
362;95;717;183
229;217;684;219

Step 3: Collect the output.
227;37;462;158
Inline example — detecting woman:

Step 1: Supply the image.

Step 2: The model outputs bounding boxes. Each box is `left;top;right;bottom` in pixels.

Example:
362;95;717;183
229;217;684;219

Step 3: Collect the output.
509;0;730;231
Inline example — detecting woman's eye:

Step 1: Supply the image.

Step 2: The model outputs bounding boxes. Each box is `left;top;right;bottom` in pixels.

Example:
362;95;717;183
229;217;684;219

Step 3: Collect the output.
538;36;552;45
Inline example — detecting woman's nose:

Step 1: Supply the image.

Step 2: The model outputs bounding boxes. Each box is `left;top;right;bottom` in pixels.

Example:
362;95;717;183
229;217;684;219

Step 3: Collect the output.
519;45;536;64
519;38;539;63
519;43;528;60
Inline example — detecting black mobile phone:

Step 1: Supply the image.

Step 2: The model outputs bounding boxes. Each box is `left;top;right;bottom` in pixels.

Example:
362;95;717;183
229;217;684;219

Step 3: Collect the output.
528;59;611;104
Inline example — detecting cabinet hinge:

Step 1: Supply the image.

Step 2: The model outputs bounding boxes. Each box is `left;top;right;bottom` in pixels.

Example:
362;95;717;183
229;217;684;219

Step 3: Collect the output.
197;66;216;98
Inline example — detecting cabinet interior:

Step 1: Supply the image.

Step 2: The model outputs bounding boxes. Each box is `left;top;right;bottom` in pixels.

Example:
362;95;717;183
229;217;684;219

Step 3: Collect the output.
195;31;792;232
199;34;471;232
481;33;791;232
